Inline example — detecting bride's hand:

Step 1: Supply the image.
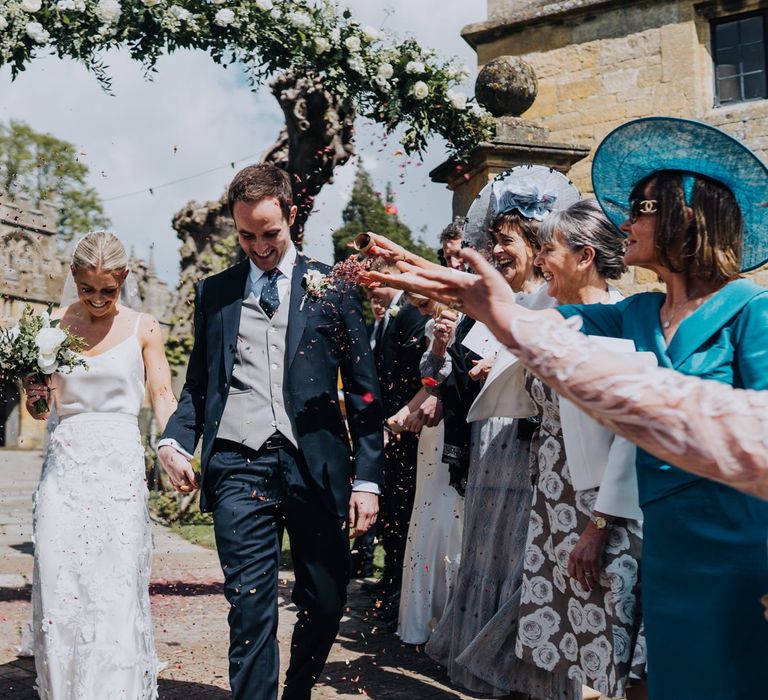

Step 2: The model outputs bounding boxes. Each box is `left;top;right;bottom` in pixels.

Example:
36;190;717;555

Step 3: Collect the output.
24;378;51;420
158;446;200;493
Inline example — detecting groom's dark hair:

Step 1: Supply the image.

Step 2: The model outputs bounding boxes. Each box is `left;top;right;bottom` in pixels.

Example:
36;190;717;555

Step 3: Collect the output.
228;163;294;222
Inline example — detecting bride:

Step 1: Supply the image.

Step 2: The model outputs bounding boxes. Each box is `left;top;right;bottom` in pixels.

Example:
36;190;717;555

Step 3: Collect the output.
24;231;178;699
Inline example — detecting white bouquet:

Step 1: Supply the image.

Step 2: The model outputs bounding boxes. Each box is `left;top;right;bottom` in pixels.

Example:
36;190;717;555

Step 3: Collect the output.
0;304;87;413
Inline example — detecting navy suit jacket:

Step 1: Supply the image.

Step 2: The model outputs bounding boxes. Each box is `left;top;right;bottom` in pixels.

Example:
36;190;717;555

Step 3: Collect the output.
374;301;428;417
163;255;384;517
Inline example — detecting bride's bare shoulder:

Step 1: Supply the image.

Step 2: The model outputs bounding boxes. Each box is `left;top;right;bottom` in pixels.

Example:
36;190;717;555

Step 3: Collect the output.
136;311;163;344
53;303;80;326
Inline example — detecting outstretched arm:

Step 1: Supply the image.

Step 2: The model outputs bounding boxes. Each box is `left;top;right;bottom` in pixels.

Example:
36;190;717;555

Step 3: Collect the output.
453;248;768;499
363;235;562;336
508;312;768;499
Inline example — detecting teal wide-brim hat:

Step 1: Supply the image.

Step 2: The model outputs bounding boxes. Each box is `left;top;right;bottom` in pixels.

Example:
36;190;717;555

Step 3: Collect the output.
592;116;768;272
463;164;581;250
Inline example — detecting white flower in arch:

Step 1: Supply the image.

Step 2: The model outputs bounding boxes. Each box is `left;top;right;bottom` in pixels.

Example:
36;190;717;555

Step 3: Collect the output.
26;21;50;44
411;81;429;100
446;88;468;110
314;37;331;54
95;0;122;24
344;35;361;53
214;8;235;26
21;0;42;13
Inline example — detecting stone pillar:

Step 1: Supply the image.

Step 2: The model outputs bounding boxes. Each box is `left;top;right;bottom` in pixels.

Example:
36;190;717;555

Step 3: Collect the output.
430;56;590;218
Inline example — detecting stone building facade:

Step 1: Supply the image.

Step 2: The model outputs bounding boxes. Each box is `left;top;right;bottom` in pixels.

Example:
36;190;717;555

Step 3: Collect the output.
461;0;768;290
0;194;173;450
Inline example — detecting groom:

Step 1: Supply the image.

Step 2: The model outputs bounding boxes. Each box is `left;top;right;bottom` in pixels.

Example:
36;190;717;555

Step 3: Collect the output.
158;163;383;700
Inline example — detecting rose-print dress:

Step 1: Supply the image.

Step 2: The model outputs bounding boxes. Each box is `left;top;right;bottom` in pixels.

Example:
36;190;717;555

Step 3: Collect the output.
515;374;646;698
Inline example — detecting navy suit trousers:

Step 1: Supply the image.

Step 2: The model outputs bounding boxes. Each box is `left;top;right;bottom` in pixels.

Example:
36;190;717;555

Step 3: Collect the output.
380;432;418;591
206;440;350;700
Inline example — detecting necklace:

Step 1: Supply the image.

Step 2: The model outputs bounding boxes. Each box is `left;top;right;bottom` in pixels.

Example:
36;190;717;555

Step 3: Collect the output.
660;296;707;330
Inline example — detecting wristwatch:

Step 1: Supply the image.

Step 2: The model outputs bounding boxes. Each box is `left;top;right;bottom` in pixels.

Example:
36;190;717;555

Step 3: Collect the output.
590;512;612;530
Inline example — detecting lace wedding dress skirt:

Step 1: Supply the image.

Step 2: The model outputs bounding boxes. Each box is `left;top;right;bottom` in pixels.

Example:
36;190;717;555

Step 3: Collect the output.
32;320;159;699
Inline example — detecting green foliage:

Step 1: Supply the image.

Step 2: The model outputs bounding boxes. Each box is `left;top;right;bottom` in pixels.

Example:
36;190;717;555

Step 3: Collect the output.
171;523;217;550
148;489;213;526
332;165;438;264
0;1;493;159
164;327;194;373
0;120;111;239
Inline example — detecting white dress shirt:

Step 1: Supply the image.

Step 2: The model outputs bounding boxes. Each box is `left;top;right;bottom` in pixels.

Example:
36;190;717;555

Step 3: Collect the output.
248;243;296;302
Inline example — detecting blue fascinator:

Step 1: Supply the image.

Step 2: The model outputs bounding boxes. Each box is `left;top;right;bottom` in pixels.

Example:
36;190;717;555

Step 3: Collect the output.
592;116;768;272
463;165;581;250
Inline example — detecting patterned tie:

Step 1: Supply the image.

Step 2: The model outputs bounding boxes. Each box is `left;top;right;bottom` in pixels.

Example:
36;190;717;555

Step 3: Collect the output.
259;268;281;319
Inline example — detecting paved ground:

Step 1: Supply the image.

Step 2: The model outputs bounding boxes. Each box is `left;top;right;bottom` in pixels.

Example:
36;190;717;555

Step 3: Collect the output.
0;450;489;699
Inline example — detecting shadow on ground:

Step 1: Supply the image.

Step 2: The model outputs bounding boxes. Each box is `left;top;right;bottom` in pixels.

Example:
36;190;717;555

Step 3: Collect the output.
0;580;223;604
0;584;32;603
150;580;223;597
9;542;33;556
322;582;487;700
0;658;230;699
1;579;484;700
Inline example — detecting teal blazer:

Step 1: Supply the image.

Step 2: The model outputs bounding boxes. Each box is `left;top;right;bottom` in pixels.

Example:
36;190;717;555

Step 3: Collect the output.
559;278;768;505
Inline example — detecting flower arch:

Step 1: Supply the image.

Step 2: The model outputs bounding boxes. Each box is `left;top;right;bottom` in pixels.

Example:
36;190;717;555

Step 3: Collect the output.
0;0;492;156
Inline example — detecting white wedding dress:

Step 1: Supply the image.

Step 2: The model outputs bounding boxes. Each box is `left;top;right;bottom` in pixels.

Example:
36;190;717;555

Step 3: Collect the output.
32;314;159;699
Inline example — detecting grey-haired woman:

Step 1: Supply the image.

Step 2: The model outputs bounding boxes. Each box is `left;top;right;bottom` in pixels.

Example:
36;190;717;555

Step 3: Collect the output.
452;201;646;698
516;201;647;698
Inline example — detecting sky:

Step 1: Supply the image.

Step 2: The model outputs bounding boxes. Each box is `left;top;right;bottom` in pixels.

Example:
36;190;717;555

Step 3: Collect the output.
0;1;483;284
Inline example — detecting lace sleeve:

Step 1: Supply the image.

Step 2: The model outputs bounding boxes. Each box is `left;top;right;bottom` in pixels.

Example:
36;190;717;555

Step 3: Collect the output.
506;314;768;500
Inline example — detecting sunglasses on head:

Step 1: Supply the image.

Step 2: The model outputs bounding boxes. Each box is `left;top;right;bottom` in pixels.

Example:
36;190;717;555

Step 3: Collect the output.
629;198;658;223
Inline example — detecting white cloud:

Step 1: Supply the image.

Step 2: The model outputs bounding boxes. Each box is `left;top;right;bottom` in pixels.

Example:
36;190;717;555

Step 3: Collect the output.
0;1;482;282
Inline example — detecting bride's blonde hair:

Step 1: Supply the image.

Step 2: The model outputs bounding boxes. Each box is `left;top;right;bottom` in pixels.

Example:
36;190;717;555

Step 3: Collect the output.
71;231;129;272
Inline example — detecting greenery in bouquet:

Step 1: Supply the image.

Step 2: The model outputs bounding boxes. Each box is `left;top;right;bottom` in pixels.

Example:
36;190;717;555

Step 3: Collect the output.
0;0;494;158
0;304;87;413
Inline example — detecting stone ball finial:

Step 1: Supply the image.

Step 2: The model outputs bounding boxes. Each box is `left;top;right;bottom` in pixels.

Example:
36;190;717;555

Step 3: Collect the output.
475;56;537;117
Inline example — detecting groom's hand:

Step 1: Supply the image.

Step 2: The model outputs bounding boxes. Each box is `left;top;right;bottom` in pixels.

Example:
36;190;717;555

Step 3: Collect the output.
158;446;200;493
348;492;379;539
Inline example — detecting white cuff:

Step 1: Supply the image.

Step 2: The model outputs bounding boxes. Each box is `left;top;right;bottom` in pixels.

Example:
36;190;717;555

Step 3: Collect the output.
351;479;380;494
157;438;194;460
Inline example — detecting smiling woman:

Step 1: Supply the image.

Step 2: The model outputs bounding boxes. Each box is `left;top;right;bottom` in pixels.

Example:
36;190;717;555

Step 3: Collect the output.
489;212;541;293
535;199;626;305
23;229;179;699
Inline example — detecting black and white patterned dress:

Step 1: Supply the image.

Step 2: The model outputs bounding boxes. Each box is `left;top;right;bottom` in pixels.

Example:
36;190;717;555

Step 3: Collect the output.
515;374;646;698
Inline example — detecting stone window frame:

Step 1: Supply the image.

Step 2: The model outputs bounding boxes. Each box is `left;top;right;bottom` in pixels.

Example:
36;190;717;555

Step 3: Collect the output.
709;8;768;106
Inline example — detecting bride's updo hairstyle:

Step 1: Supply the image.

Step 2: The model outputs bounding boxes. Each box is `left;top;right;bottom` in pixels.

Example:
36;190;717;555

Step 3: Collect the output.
71;231;129;272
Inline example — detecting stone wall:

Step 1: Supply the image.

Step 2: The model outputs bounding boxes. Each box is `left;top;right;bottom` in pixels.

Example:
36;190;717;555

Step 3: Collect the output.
467;0;768;293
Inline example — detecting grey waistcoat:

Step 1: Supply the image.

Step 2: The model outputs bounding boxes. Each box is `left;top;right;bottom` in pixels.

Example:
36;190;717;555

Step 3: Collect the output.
216;289;298;451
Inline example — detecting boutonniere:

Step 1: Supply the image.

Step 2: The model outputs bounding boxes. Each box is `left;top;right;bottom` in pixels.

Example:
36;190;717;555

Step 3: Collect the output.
300;269;331;310
388;305;400;319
